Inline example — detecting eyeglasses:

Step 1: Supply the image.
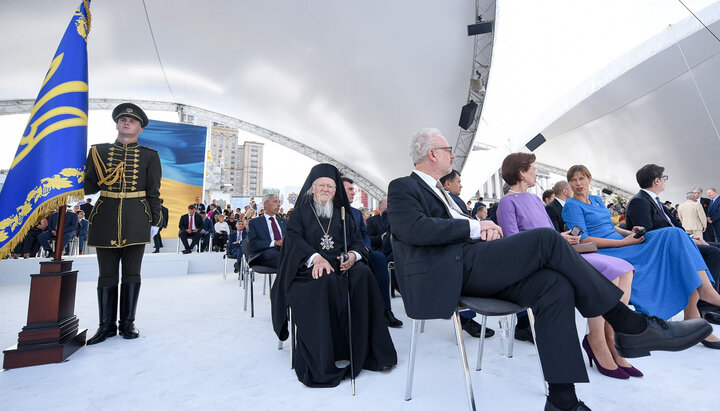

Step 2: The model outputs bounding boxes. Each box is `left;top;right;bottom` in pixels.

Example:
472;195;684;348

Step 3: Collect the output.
314;183;336;191
660;175;669;181
432;146;453;153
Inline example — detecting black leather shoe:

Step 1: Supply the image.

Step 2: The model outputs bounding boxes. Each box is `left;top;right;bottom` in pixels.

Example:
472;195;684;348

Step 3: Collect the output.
614;316;712;358
544;398;591;411
182;249;192;254
460;317;495;338
234;262;240;273
384;310;403;328
701;339;720;349
152;249;160;253
703;311;720;325
514;325;535;343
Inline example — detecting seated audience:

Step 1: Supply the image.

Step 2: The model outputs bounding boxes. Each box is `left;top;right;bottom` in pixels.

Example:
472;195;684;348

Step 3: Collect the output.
271;164;397;387
244;207;256;221
213;214;230;252
440;170;494;338
178;204;203;254
497;153;639;379
563;164;720;349
76;210;89;254
365;198;387;252
193;196;206;213
247;194;285;268
624;165;720;326
199;211;213;252
12;217;48;258
546;181;571;232
475;205;488;220
387;128;711;410
542;189;555;205
342;177;402;328
38;207;78;256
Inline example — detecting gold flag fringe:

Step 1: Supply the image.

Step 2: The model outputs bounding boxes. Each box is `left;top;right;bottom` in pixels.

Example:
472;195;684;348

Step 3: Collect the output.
0;189;85;261
84;0;92;35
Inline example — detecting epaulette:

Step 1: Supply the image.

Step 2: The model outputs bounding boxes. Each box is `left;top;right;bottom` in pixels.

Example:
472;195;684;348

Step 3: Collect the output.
139;145;157;152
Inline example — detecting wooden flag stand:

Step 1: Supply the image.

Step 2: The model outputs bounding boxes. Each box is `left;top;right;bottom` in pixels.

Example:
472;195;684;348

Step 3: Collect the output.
3;205;87;369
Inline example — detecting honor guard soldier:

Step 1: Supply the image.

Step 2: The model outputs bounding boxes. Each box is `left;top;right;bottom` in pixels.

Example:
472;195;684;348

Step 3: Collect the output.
84;102;163;345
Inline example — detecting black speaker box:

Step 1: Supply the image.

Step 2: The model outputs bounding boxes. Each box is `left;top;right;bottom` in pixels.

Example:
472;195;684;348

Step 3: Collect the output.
459;101;478;130
467;22;493;36
525;133;546;151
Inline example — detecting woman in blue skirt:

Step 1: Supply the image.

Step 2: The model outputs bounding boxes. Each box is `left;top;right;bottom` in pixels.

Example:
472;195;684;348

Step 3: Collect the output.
562;165;720;349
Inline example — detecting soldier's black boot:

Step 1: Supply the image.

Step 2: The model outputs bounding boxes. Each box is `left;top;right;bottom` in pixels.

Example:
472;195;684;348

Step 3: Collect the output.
119;282;141;339
86;286;118;345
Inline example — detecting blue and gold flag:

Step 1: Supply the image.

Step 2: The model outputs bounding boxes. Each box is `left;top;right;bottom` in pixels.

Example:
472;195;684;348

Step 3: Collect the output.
0;1;92;259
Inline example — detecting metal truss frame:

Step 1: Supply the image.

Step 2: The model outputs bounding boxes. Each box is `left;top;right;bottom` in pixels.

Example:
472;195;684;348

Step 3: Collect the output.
0;98;387;200
452;0;497;171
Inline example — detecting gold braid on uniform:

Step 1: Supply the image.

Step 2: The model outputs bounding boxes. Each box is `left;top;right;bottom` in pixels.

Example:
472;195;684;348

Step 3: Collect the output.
91;146;125;187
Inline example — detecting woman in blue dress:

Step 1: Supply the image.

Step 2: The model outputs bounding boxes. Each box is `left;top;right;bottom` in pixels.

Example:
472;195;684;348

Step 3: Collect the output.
562;165;720;348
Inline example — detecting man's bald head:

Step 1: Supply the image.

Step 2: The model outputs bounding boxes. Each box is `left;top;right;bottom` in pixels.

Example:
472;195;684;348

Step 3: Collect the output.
553;181;572;200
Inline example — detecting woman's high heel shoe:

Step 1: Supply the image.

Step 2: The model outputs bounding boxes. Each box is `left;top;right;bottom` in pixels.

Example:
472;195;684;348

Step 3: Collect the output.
581;335;630;379
618;365;644;377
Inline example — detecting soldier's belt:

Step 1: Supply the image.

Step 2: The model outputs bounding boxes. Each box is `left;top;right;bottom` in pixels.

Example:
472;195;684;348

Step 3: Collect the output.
100;190;146;199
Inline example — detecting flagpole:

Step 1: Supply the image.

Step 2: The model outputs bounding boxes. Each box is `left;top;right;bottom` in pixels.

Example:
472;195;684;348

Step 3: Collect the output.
54;204;67;260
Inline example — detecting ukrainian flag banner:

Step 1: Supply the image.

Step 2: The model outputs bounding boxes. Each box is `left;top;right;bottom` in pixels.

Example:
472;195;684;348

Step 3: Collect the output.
0;1;92;259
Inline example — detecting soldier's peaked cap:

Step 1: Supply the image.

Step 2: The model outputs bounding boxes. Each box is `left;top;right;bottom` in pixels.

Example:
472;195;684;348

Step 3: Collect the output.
112;103;149;128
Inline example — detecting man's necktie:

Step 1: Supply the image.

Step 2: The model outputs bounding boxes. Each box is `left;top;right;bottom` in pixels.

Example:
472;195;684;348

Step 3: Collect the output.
269;216;282;241
656;196;672;224
435;181;454;208
189;214;194;230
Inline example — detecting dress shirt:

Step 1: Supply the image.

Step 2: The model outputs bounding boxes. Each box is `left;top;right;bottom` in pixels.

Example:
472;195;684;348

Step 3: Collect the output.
556;198;566;207
413;169;482;239
641;188;672;224
264;213;282;247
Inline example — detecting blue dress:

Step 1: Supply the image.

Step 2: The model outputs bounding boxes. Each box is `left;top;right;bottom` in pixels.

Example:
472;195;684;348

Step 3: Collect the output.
563;195;713;320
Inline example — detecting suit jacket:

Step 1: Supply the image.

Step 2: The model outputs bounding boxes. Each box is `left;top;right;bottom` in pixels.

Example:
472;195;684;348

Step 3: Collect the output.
545;198;566;232
625;190;681;231
179;213;204;232
78;219;89;236
350;207;372;249
194;203;206;213
79;202;93;217
449;192;473;217
676;200;707;232
248;214;287;264
701;197;711;216
366;214;385;251
387;172;470;319
709;198;720;222
201;217;214;234
48;211;79;236
160;205;169;229
471;202;486;218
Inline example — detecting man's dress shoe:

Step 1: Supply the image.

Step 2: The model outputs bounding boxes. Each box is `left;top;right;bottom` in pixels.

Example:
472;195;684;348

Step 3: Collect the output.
460;317;495;338
703;311;720;325
514;325;534;343
544;398;591;411
614;316;712;358
384;310;403;328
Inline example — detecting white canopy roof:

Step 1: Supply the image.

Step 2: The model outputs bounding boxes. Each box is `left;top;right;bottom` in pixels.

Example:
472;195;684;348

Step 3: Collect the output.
1;0;719;201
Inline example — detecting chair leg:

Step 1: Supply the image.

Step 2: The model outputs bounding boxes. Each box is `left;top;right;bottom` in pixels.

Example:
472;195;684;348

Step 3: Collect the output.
244;268;250;311
527;309;548;396
405;319;420;401
250;271;255;318
475;315;488;371
420;320;425;333
508;314;517;358
452;310;476;411
223;254;228;280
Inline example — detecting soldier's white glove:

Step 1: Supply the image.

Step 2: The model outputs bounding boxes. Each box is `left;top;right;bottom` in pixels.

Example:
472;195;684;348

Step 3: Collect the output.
150;226;160;238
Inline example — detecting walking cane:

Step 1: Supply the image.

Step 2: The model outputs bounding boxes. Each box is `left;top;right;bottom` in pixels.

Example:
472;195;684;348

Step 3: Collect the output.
340;207;356;396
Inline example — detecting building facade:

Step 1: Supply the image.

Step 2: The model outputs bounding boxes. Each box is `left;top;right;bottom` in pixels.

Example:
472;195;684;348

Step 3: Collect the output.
208;124;264;197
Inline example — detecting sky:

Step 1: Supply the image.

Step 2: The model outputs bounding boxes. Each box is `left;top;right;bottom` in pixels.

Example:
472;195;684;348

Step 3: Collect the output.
0;109;318;192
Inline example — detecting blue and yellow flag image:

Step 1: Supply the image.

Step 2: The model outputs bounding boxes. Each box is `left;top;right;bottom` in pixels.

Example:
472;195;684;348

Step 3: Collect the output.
0;1;92;259
139;121;207;238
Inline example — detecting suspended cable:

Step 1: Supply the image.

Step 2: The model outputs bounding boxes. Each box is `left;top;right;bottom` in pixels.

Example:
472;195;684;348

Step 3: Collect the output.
142;0;176;102
677;0;720;43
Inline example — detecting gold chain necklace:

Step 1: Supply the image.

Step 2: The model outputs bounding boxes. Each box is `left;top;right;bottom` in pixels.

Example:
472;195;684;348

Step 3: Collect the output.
310;203;335;251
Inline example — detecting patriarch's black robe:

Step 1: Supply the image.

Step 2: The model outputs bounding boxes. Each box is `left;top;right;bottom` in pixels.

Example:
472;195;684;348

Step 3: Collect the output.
271;201;397;387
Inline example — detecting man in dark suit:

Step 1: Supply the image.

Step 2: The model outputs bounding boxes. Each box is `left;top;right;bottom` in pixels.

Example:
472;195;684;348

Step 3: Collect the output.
76;210;89;254
694;188;715;241
179;204;203;254
366;199;387;252
39;207;79;255
625;165;720;324
440;169;496;338
79;198;94;217
471;197;487;218
152;202;169;253
199;211;214;252
248;193;286;268
707;188;720;242
546;181;572;232
342;177;402;328
193;196;206;214
387;128;711;411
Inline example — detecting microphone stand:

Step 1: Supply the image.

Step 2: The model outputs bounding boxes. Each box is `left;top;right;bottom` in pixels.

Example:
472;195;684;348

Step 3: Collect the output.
340;206;355;396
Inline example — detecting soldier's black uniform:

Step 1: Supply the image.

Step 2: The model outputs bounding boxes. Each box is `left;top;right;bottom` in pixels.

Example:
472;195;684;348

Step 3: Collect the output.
84;103;162;345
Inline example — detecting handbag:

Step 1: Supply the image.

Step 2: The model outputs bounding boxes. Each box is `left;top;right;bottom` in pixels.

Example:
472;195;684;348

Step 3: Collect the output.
571;242;597;254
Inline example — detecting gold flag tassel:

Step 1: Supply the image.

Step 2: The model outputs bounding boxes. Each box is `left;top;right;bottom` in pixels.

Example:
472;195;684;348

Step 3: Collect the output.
0;188;85;260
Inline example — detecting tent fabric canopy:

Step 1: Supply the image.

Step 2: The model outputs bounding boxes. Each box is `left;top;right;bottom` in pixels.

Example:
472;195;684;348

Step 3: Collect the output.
2;0;719;202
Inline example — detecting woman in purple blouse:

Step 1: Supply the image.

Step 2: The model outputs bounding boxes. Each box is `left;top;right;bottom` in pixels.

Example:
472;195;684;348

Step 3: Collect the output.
497;153;641;379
